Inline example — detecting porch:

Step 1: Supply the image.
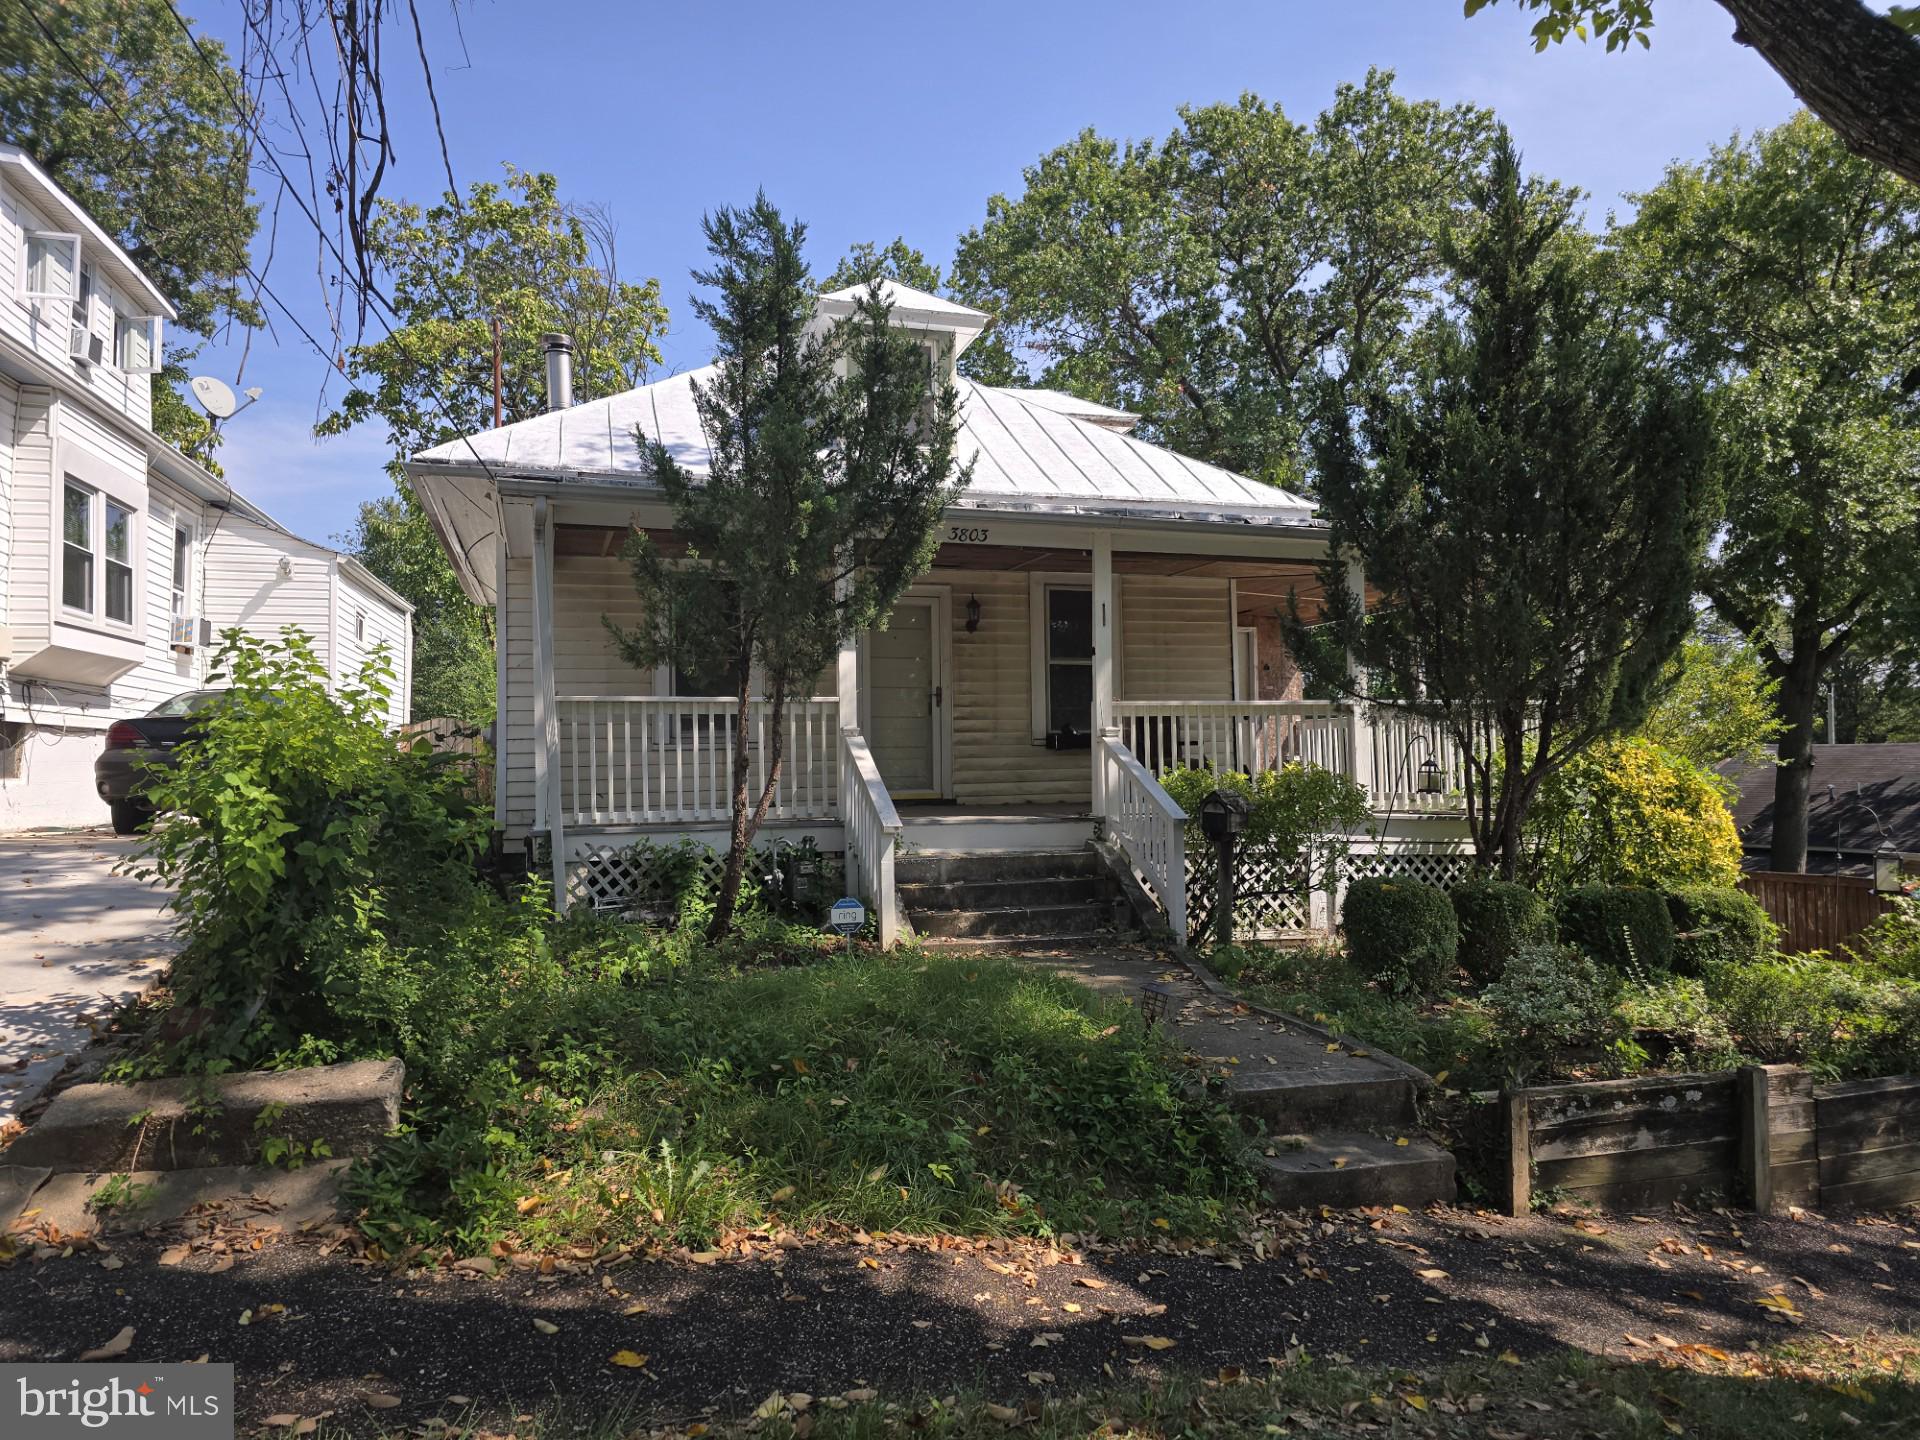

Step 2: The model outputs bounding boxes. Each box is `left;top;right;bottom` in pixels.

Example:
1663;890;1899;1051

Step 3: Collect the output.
522;514;1471;946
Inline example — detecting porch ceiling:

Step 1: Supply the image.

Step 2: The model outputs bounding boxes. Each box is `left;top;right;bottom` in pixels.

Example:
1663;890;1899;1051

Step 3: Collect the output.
552;524;1355;617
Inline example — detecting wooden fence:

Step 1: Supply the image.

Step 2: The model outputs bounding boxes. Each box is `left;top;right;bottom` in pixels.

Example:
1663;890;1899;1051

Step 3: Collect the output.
1738;870;1894;955
1496;1065;1920;1216
398;717;492;803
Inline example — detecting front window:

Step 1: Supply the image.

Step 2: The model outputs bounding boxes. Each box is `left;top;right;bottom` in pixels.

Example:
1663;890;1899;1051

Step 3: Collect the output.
115;312;155;372
23;232;79;305
1044;585;1093;739
59;479;137;625
104;501;133;623
62;482;92;611
172;525;191;618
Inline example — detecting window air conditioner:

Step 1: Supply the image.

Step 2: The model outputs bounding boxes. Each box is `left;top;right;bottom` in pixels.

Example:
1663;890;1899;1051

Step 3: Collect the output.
171;616;213;651
68;325;104;365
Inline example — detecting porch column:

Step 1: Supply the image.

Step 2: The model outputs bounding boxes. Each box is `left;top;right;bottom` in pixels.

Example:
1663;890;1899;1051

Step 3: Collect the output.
532;498;567;907
1344;552;1375;801
1091;529;1114;813
836;567;858;727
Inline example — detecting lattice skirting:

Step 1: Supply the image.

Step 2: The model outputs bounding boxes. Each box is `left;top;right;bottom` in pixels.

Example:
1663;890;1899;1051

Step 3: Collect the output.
1345;847;1476;890
1183;843;1315;945
565;839;840;918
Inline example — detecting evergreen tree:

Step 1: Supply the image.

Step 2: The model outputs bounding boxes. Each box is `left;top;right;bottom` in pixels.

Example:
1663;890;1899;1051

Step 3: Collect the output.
1298;133;1715;878
609;196;969;938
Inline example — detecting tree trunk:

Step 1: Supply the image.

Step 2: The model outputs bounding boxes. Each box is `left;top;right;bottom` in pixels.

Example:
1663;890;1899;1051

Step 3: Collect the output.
705;683;789;942
1717;0;1920;188
1770;647;1823;873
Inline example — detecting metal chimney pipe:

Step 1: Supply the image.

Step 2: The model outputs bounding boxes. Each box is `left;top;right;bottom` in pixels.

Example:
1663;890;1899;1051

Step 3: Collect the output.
541;332;574;411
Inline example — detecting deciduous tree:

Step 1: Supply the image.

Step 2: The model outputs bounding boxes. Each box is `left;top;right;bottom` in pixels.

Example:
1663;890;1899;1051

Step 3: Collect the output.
1298;133;1715;878
1467;1;1920;190
951;71;1495;485
320;166;669;721
1622;114;1920;870
608;196;968;939
0;0;259;455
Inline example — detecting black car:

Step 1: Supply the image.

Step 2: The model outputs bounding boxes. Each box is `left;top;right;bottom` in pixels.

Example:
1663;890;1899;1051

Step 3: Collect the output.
95;688;228;833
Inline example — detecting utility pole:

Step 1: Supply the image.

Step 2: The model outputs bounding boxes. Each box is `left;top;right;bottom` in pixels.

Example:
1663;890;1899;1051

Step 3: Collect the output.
491;316;505;428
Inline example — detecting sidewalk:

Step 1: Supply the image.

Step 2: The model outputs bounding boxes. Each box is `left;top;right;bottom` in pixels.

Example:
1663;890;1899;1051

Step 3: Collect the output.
0;830;174;1126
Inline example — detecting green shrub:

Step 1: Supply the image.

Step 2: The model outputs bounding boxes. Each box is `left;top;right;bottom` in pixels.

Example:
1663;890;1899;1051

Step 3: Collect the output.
1342;877;1460;995
1162;762;1373;899
1616;974;1741;1071
1556;884;1675;976
1847;896;1920;980
1481;942;1622;1084
129;629;490;1070
1706;953;1918;1073
1523;736;1742;892
1451;877;1552;986
1664;885;1777;974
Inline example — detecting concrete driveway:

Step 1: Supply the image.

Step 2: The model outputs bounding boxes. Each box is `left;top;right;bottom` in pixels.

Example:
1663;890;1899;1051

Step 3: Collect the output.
0;830;176;1126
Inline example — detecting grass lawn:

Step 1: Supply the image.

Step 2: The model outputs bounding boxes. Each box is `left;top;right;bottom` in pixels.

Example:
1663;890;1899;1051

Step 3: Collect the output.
349;939;1258;1254
352;1332;1919;1440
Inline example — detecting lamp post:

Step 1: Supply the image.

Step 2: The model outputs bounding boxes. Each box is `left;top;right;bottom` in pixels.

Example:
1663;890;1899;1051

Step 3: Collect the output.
1197;789;1252;950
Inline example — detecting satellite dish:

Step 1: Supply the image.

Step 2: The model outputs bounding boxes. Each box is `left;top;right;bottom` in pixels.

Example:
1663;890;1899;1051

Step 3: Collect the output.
190;375;238;419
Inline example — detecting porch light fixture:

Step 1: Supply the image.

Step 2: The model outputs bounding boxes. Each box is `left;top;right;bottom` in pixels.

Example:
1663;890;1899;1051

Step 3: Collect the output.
1139;979;1175;1027
1418;755;1444;795
966;593;981;633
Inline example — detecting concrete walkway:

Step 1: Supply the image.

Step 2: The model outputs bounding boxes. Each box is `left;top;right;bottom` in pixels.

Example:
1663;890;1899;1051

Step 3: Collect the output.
0;830;175;1125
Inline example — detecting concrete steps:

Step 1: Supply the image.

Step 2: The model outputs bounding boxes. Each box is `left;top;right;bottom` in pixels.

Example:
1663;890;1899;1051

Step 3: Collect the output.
1227;1068;1419;1135
900;848;1128;950
1252;1132;1456;1210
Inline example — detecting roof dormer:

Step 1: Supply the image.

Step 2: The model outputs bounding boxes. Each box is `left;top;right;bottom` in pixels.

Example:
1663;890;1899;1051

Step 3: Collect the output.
814;280;990;385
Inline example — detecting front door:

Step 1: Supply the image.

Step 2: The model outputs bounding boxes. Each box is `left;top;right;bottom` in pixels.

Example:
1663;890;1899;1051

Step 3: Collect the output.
866;596;942;798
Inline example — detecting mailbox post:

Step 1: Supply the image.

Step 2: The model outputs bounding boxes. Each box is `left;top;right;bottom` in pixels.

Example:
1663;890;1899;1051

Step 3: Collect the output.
1197;789;1252;950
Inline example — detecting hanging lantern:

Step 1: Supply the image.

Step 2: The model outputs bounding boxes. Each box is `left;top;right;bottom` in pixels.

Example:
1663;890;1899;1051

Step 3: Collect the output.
1418;755;1444;795
965;593;982;633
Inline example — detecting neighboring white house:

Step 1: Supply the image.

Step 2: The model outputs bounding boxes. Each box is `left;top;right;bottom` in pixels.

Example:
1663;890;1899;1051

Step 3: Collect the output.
0;145;413;832
407;280;1469;942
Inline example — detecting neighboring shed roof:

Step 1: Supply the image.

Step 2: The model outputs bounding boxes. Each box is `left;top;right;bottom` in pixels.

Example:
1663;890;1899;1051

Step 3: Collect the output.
410;370;1317;528
1720;744;1920;860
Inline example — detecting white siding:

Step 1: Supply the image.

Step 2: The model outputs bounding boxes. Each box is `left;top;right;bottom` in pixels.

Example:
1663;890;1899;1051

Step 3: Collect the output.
200;519;337;668
7;386;54;657
334;565;412;729
0;374;14;623
930;568;1088;808
501;555;535;830
1118;575;1233;702
0;178;153;432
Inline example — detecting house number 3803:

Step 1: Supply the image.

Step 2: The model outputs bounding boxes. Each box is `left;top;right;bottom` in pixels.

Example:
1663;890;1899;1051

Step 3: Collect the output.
947;526;990;543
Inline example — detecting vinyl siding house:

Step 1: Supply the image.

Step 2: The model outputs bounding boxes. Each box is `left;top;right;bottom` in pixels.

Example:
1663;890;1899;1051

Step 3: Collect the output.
408;282;1468;943
0;145;413;831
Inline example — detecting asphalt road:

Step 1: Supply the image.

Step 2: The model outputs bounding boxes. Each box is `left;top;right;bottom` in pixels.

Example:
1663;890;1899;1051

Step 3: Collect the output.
2;1201;1914;1435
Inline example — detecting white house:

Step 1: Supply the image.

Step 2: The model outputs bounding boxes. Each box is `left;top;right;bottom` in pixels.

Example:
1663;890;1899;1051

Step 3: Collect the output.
0;145;413;832
407;281;1468;944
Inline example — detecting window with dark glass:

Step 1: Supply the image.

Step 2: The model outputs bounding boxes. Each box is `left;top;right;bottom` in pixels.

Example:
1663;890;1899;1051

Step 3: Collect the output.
172;526;191;618
62;482;92;611
104;501;133;623
1045;586;1092;738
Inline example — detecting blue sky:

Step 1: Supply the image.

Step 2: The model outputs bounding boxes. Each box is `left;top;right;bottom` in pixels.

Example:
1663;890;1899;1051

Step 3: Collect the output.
189;0;1800;547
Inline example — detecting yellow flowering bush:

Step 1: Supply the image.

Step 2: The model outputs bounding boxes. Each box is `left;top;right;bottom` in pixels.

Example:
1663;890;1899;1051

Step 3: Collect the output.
1523;737;1741;892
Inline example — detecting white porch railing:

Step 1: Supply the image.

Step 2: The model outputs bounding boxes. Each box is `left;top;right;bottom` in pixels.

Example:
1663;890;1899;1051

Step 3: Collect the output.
556;696;841;826
1098;731;1189;944
1367;709;1471;813
839;727;902;947
1113;700;1353;780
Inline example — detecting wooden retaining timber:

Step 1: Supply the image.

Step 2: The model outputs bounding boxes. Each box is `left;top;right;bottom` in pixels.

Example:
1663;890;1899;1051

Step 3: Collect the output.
1497;1065;1920;1216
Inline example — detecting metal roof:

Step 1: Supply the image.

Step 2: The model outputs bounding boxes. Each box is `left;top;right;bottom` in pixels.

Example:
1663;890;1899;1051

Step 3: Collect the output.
410;369;1317;528
998;388;1141;431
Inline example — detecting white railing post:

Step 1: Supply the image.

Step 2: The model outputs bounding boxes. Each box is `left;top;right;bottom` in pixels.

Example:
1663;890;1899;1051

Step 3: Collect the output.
1091;529;1114;815
839;726;903;948
1098;732;1189;945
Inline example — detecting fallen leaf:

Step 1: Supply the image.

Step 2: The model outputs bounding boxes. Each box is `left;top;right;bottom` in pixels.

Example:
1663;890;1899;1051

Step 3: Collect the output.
622;1303;648;1316
158;1245;190;1267
770;1186;796;1203
610;1350;648;1368
1416;1268;1449;1280
363;1395;402;1410
983;1403;1020;1424
1122;1335;1177;1351
532;1318;560;1335
99;1255;124;1271
264;1415;301;1428
80;1326;134;1361
688;1249;724;1265
842;1389;877;1403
